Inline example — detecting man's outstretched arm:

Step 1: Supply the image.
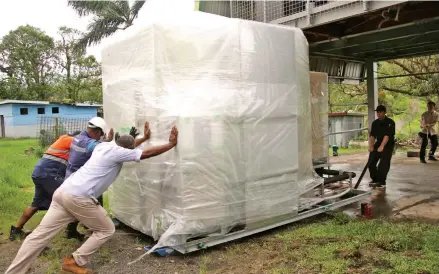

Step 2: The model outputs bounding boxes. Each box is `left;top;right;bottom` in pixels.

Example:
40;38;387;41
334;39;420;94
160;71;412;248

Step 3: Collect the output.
135;122;151;147
141;126;178;160
102;128;114;142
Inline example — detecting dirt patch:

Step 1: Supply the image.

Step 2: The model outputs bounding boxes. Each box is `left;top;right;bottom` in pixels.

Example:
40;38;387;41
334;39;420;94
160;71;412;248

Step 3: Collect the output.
0;229;201;274
0;215;330;274
335;248;362;260
290;237;345;250
372;258;392;269
204;239;289;274
0;240;50;274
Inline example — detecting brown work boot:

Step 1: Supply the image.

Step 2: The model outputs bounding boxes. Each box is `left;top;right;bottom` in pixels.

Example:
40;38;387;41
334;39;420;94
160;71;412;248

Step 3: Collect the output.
62;255;93;274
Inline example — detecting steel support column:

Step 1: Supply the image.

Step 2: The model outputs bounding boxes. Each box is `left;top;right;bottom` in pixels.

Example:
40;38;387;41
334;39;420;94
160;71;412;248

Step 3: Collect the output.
366;60;378;130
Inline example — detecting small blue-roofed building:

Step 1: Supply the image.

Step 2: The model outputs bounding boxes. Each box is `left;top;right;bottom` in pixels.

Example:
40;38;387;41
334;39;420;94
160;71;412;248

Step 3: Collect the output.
0;100;102;138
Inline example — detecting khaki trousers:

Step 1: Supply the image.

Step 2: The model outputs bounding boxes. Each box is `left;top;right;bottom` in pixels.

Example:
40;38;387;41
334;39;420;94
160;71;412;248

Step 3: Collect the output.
5;189;115;274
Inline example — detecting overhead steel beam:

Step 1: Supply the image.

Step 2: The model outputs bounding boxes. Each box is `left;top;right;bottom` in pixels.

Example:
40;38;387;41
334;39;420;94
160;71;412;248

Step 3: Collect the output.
336;40;439;60
365;41;439;58
372;43;439;61
375;48;439;61
351;40;439;56
322;31;439;57
310;16;439;52
376;71;439;80
310;52;366;62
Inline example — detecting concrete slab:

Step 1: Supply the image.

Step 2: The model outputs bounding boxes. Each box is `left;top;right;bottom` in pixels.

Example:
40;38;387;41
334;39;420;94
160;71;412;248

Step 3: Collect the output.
394;199;439;222
329;151;439;221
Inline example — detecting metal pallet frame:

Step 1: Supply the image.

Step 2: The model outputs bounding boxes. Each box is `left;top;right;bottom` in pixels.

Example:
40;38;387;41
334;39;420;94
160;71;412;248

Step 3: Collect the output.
173;188;370;254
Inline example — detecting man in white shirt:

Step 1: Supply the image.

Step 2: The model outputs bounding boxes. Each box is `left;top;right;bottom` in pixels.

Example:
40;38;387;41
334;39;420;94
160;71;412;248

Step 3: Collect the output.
5;122;178;274
419;101;438;163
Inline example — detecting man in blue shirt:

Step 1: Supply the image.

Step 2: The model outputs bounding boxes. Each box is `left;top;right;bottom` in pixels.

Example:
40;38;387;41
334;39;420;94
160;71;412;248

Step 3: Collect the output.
9;131;81;241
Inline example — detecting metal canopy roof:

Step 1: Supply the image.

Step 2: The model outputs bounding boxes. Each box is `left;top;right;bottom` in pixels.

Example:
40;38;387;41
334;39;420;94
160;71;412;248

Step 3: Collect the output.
198;1;439;81
310;16;439;61
308;2;439;62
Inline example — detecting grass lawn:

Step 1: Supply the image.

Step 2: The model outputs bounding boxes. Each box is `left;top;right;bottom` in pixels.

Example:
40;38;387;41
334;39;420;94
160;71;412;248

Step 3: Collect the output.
1;138;439;273
200;214;439;274
329;147;365;155
0;138;41;236
0;139;110;273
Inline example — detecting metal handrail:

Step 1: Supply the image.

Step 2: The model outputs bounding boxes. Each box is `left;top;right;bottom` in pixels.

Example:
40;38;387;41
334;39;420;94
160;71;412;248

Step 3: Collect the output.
327;127;368;136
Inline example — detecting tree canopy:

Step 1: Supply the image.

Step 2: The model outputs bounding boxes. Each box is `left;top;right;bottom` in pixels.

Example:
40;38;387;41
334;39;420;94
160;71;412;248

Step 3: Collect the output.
67;0;145;48
329;55;439;141
0;25;101;103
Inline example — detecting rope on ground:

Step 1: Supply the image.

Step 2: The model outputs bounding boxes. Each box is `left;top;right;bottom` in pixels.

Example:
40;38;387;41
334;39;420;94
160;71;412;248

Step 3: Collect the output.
128;250;151;265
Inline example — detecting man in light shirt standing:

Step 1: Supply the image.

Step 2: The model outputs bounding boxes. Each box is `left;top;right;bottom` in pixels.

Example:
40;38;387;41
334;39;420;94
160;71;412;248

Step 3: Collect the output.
5;122;178;274
419;101;438;163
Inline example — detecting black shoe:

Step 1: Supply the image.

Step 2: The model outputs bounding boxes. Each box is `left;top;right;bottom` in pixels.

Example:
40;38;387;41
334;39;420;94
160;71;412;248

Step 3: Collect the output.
9;226;31;241
428;156;438;161
376;184;386;192
421;159;427;164
64;229;86;241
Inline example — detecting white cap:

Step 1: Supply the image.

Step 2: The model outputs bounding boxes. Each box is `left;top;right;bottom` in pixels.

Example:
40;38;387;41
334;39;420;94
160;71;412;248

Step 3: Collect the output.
88;117;107;133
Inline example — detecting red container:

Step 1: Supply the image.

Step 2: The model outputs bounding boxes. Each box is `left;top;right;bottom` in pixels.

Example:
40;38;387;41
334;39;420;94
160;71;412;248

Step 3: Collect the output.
363;203;372;219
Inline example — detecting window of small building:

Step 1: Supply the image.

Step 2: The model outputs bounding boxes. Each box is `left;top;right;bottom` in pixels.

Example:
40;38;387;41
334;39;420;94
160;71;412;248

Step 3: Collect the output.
20;108;28;115
52;107;59;114
38;108;45;114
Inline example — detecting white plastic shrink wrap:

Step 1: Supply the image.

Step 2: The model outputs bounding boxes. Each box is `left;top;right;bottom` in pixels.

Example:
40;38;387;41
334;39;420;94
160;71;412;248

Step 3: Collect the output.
102;10;322;251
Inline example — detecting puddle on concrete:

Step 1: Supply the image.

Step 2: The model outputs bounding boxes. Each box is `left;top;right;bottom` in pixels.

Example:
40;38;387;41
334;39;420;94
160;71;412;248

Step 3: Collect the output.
328;152;439;221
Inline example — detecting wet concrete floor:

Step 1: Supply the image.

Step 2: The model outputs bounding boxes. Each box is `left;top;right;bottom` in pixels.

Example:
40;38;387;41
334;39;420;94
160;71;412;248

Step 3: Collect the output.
329;151;439;221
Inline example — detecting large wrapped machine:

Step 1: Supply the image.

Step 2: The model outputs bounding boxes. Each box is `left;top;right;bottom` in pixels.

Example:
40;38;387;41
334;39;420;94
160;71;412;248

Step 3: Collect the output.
103;10;322;250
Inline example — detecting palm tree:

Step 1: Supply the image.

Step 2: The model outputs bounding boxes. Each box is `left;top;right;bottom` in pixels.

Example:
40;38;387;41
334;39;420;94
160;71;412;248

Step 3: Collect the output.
68;1;146;48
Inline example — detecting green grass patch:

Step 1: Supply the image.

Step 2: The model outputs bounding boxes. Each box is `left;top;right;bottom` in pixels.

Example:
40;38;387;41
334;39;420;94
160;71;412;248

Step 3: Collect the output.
0;138;42;237
273;216;439;273
202;215;439;273
0;139;110;239
328;146;413;157
329;147;365;155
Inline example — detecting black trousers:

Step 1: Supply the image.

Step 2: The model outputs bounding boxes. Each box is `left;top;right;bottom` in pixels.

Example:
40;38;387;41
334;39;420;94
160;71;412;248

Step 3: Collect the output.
368;146;393;185
419;132;438;160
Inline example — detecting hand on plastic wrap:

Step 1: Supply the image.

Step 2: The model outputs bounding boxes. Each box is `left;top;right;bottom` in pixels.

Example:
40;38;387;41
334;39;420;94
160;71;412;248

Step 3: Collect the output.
103;128;114;142
144;121;151;140
129;126;139;138
169;126;178;146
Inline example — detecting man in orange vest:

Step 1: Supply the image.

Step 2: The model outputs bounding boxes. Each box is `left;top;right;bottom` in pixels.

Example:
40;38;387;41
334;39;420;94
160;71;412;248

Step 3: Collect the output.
9;131;81;241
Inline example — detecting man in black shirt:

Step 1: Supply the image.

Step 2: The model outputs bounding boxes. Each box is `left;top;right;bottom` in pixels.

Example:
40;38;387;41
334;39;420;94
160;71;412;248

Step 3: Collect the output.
368;105;395;189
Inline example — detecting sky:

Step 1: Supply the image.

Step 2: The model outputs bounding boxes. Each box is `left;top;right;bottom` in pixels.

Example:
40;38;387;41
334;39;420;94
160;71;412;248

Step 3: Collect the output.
0;0;199;61
0;0;103;60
